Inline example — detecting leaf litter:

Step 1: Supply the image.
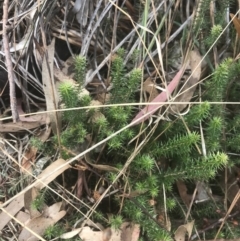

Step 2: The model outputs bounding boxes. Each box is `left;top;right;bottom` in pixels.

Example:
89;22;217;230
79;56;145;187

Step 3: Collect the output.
1;1;240;241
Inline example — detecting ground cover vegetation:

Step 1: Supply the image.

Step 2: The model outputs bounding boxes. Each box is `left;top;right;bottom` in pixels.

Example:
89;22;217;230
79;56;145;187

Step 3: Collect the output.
1;0;240;240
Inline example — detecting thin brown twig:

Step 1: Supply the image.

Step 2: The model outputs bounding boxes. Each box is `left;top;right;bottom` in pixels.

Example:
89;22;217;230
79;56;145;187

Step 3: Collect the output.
190;211;239;240
2;0;19;122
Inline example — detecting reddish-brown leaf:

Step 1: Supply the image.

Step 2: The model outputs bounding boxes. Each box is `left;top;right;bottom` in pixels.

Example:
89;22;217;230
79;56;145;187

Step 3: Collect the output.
130;66;185;126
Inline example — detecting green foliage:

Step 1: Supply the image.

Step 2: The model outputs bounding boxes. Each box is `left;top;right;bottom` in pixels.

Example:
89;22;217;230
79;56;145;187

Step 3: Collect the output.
61;123;87;146
205;116;224;152
123;196;172;241
109;49;141;104
193;0;232;38
109;215;123;230
59;57;90;128
205;58;233;112
205;24;223;47
153;132;200;158
3;1;240;240
30;137;45;151
135;154;155;173
31;191;45;211
59;82;79;109
108;135;123;151
185;102;211;126
182;152;228;179
74;56;87;86
105;106;131;126
209;58;233;99
228;134;240;151
44;224;63;239
166;198;176;211
55;43;240;239
193;0;211;35
58;52;141;152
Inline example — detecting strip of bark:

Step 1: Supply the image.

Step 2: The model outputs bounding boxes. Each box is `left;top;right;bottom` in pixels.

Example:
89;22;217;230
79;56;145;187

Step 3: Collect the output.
2;0;19;122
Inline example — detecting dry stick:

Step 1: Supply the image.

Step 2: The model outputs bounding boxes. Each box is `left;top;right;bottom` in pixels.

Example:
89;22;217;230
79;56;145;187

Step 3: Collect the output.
2;0;19;122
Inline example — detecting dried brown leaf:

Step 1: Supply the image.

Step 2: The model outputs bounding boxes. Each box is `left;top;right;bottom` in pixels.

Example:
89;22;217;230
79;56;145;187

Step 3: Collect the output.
37;126;52;142
42;38;61;134
0;120;47;132
17;99;48;123
21;146;38;174
157;211;171;231
120;222;140;241
0;159;70;231
0;195;24;231
176;180;192;207
54;66;76;86
174;220;194;241
195;181;211;203
60;222;140;241
131;66;186;125
143;77;159;102
18;202;66;241
230;13;240;37
24;187;41;219
75;171;83;200
61;56;75;77
15;211;30;224
35;158;70;189
0;99;48;132
170;49;201;113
